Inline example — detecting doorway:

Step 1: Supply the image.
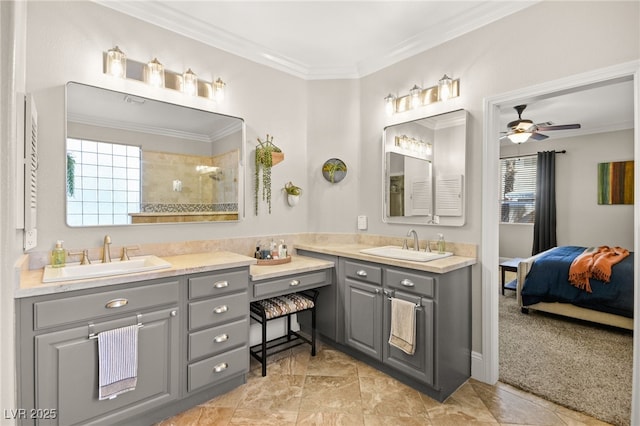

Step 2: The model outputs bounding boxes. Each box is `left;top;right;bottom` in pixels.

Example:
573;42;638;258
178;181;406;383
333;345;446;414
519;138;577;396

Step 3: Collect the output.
480;61;640;423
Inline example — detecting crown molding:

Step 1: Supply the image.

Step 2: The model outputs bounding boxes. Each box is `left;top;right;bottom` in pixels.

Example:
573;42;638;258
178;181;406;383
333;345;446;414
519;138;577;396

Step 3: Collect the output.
95;1;538;80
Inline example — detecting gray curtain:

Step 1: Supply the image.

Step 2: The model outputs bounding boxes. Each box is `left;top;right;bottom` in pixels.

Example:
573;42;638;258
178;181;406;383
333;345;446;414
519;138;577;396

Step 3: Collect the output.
532;151;557;255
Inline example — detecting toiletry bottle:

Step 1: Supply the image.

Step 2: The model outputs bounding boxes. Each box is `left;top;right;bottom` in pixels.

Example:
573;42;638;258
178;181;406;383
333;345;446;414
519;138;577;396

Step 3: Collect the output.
254;241;262;259
51;240;66;268
437;233;446;254
278;239;286;258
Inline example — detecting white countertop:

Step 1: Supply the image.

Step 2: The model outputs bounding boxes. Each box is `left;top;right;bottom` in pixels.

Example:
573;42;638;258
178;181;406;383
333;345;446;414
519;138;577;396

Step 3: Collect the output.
294;242;476;273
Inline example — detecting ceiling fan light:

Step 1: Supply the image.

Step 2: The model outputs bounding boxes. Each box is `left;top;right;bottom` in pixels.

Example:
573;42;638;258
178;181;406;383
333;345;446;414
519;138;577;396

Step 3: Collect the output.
508;132;532;143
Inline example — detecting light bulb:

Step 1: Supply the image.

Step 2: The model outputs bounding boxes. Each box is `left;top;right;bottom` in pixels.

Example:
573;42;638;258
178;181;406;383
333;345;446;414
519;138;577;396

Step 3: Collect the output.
145;58;165;88
106;46;126;79
182;68;198;96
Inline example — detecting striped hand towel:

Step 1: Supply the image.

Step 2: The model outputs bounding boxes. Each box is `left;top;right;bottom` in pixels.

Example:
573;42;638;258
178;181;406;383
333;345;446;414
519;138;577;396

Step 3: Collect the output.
98;324;139;400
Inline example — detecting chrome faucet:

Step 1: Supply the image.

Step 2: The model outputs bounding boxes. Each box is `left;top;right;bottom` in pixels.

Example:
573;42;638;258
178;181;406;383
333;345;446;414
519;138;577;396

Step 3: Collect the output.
102;235;112;263
406;229;419;251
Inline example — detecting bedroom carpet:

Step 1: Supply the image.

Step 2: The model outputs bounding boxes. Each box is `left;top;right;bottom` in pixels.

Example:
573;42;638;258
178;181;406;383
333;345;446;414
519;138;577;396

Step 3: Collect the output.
499;291;632;426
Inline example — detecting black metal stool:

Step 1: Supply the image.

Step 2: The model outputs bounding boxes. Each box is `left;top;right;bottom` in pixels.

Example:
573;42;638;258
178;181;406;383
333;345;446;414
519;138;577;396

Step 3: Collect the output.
249;290;318;376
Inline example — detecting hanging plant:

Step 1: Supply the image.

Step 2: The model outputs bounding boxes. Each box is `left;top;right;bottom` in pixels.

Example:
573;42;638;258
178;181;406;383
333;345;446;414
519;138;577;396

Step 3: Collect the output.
255;134;283;215
284;181;302;206
66;153;76;197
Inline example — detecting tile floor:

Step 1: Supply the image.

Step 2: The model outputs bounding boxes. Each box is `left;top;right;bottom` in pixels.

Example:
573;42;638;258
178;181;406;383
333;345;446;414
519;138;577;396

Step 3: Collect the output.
157;342;611;425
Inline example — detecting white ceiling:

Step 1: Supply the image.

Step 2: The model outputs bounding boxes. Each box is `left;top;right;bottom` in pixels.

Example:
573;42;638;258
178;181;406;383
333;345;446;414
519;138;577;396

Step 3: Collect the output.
96;1;634;140
96;0;538;80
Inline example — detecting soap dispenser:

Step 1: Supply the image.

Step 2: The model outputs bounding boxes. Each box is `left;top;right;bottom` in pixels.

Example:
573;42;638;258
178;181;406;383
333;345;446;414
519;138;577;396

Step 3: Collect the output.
437;233;446;254
51;240;67;268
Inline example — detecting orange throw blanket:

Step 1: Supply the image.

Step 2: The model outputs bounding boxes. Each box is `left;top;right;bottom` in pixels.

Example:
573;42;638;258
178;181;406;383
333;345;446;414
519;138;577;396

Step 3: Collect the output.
568;246;630;293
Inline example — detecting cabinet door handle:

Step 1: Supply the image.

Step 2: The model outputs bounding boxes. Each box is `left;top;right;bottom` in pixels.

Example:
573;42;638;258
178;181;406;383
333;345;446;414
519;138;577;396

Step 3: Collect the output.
289;279;300;287
213;305;229;314
212;362;228;373
213;333;229;343
400;279;415;287
105;298;128;309
356;270;368;277
374;288;381;294
214;280;229;289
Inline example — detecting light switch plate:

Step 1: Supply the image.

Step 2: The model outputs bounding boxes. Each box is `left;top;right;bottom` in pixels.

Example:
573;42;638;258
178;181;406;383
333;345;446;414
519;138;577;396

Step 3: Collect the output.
357;215;368;230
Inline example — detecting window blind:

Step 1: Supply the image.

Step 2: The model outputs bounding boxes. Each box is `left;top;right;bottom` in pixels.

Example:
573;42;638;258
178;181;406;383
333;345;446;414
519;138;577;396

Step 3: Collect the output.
500;155;537;224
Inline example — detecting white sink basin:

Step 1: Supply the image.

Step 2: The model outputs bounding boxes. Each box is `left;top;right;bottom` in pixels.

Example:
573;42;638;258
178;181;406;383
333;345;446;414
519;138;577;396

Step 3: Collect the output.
42;255;172;283
360;246;453;262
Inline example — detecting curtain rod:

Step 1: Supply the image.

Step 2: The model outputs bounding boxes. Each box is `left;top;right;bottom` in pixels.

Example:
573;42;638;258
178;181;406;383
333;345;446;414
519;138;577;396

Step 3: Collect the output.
500;149;566;160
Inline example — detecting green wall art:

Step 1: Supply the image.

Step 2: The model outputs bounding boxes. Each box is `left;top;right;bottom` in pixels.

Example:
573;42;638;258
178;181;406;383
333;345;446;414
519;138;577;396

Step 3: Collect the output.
597;160;634;205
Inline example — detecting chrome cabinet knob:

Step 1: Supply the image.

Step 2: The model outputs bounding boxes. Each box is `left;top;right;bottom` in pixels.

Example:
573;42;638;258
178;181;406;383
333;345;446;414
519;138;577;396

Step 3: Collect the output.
213;305;229;314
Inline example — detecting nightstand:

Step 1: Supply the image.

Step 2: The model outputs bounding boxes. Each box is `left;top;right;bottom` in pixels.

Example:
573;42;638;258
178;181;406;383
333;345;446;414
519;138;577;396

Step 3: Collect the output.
499;258;522;295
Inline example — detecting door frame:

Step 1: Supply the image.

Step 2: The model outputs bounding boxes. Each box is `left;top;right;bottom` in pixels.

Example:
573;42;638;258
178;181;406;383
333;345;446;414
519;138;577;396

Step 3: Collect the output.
480;60;640;423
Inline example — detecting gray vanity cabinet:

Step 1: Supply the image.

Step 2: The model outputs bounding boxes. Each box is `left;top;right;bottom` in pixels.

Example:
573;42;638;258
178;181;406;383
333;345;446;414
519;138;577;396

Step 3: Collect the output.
336;257;471;402
186;268;249;393
16;278;180;426
343;260;383;360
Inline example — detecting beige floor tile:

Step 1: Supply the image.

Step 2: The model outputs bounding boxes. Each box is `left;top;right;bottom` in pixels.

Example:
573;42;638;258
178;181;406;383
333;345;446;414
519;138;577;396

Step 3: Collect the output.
159;346;612;426
299;375;363;413
296;411;364;425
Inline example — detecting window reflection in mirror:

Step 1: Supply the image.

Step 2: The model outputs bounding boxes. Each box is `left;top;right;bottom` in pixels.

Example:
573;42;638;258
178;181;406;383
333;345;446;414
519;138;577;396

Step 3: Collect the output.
383;109;466;226
65;82;245;226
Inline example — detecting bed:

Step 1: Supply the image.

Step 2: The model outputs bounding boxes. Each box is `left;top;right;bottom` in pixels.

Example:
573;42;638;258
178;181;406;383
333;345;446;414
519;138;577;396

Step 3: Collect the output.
516;245;634;330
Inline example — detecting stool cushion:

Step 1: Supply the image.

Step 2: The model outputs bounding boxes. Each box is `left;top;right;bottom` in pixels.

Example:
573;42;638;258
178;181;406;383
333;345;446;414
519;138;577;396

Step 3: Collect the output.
254;294;315;320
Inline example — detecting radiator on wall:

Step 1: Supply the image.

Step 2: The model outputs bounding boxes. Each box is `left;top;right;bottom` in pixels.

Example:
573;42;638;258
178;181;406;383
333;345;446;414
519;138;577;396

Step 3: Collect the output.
16;92;38;251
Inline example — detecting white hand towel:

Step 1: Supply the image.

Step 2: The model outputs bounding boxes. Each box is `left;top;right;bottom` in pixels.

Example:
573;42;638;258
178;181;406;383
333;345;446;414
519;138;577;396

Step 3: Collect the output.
388;298;417;355
98;324;139;400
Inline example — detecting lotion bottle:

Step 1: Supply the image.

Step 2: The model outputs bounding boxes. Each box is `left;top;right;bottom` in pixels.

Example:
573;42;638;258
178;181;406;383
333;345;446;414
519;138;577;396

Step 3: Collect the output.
437;234;446;254
51;240;66;268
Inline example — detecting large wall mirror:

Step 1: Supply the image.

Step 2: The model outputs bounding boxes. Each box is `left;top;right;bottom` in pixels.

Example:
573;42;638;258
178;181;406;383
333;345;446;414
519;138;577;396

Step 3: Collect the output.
383;109;467;226
65;82;245;226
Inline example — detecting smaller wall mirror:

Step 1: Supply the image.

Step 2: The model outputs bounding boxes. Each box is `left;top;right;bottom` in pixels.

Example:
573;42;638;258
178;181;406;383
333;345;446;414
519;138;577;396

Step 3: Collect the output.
65;82;245;226
383;109;467;226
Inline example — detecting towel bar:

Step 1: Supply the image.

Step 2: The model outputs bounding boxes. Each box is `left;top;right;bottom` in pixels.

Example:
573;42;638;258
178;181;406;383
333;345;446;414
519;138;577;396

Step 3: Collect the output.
387;297;422;310
88;310;176;339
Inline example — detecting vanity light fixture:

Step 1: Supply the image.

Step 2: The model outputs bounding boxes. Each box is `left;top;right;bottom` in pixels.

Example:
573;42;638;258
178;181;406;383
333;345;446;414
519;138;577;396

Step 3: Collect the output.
214;78;226;102
144;58;165;88
103;47;227;103
106;46;126;79
438;74;453;101
384;94;396;116
385;76;460;115
409;84;422;109
182;68;198;96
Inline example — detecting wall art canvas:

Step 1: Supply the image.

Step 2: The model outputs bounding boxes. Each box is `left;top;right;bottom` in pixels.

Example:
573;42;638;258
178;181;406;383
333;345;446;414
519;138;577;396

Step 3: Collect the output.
597;160;634;205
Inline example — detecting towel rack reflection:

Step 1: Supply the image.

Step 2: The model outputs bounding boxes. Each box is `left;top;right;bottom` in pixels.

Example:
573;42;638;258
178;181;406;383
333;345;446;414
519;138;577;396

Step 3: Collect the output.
88;310;177;340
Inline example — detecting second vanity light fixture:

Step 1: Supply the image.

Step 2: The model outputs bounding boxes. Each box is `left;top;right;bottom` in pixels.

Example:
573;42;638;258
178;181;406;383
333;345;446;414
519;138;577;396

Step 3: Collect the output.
385;74;459;116
104;46;226;102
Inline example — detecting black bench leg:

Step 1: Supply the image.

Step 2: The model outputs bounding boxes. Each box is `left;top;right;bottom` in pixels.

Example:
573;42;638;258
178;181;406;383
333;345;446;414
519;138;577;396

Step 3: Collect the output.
311;306;317;357
261;316;267;377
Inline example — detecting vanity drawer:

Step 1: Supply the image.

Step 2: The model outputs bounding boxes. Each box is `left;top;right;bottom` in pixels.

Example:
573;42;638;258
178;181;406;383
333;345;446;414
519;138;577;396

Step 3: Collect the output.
252;270;330;299
189;269;249;299
188;318;249;361
188;345;248;392
189;291;248;330
386;268;435;297
345;260;382;285
33;280;179;330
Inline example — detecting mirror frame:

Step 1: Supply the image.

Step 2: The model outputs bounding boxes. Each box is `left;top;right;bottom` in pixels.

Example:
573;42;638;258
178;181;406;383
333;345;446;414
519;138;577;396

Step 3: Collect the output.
382;109;467;226
64;82;246;227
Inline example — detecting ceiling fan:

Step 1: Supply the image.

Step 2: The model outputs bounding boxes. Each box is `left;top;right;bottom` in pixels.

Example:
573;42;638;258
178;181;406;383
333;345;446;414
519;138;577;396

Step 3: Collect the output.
501;104;581;143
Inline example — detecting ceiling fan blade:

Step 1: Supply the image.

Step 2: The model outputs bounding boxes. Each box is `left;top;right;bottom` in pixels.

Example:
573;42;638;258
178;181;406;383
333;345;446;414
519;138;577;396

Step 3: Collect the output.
529;132;549;141
536;123;581;131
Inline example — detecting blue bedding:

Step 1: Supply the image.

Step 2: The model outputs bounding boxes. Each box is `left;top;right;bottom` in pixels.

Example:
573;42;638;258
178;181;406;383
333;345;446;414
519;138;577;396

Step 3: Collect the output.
521;245;635;318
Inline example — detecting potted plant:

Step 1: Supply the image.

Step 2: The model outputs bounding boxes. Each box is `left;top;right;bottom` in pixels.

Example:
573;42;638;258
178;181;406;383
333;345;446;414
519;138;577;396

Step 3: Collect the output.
322;158;348;183
255;134;283;214
283;181;302;206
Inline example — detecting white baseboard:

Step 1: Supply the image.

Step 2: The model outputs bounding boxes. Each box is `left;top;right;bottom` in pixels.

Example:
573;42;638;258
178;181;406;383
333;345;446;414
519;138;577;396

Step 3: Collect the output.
471;351;493;384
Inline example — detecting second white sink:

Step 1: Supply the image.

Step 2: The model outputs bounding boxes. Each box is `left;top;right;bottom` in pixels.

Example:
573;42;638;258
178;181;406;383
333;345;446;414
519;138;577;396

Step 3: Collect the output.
42;255;172;283
360;246;453;262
